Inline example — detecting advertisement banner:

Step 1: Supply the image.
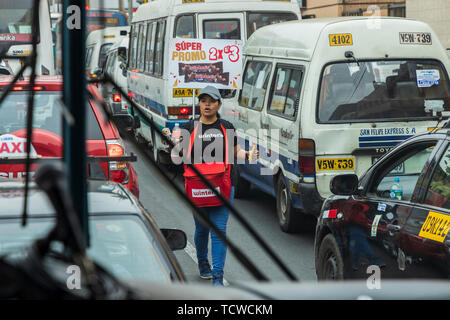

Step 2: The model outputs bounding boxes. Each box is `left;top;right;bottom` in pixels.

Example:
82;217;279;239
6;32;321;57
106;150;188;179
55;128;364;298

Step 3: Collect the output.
169;38;243;90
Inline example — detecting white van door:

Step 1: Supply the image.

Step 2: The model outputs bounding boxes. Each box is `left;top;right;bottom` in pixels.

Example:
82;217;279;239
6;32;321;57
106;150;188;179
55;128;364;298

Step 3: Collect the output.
198;13;245;40
261;63;305;182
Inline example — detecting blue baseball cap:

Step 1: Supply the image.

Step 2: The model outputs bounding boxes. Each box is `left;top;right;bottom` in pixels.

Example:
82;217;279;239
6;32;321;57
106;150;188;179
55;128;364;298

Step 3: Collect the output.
198;85;221;101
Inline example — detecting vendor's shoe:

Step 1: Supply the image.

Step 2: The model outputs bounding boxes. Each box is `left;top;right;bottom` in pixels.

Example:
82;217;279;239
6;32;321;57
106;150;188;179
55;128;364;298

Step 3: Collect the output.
198;260;212;280
212;273;223;287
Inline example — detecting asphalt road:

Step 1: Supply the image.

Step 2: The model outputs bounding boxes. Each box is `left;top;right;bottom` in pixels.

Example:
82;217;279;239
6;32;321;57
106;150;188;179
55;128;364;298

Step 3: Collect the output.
126;141;318;287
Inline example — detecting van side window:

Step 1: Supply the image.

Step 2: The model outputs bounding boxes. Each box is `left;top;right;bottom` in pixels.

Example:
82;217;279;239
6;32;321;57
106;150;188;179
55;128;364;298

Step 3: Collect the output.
146;22;157;74
154;20;166;76
239;61;272;111
268;66;303;118
137;23;146;72
85;47;93;67
98;43;113;70
175;15;195;38
130;25;138;70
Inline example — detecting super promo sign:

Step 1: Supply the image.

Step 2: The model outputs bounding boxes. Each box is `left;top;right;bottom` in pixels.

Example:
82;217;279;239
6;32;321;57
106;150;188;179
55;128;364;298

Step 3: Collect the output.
169;39;243;90
0;134;37;158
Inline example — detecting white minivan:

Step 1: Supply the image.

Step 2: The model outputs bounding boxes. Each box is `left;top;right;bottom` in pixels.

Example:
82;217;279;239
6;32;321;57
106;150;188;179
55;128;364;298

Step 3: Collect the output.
101;37;130;114
85;26;130;80
127;0;301;164
221;17;450;232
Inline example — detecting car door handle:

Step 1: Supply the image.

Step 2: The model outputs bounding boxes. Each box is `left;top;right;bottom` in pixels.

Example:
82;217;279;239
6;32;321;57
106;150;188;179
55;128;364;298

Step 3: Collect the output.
387;224;401;232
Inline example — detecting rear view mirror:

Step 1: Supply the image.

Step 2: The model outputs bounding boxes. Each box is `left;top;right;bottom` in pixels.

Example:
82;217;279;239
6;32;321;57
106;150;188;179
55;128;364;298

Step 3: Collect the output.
160;229;187;251
330;174;358;195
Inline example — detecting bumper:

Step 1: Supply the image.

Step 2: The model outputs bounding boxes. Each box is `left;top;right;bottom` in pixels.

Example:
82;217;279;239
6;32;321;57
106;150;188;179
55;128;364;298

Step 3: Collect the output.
291;181;324;216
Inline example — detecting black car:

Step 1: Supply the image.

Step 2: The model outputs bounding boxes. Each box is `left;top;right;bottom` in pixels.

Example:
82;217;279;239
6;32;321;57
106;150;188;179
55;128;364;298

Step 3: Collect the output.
315;129;450;280
0;180;186;284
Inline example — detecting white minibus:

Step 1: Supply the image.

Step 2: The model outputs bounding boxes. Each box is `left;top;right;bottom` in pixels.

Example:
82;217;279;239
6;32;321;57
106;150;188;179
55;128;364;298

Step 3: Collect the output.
221;17;450;232
127;0;301;164
1;0;55;76
85;26;130;80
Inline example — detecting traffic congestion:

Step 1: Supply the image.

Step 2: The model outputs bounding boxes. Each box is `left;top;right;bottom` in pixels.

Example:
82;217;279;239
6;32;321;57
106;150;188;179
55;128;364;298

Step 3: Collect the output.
0;0;449;302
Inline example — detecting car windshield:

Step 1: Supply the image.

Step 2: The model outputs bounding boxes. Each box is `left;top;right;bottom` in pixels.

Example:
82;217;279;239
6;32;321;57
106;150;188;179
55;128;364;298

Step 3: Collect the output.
0;215;173;284
318;60;450;123
0;0;33;39
247;12;298;38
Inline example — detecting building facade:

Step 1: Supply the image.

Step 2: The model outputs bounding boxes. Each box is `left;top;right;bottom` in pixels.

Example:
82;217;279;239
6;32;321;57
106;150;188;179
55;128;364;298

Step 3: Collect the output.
406;0;450;57
300;0;406;19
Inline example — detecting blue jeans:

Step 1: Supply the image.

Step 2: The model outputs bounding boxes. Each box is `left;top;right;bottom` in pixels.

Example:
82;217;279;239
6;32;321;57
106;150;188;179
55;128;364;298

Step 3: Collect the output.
193;187;235;277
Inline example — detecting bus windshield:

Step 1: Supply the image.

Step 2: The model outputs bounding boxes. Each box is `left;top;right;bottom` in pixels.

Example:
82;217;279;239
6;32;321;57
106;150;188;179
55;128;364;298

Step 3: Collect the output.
317;60;450;123
0;0;34;43
247;12;298;38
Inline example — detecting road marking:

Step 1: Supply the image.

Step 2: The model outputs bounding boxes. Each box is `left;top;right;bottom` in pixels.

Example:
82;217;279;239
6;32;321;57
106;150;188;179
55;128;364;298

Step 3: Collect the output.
184;240;229;286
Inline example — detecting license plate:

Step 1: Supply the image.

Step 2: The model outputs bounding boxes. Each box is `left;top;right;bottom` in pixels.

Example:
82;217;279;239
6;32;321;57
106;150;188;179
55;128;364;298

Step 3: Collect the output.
372;156;404;174
173;88;199;98
328;33;353;46
399;32;432;45
316;158;355;171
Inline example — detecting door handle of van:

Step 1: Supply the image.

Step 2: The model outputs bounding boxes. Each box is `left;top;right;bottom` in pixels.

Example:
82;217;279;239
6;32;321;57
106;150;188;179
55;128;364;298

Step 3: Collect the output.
145;85;149;90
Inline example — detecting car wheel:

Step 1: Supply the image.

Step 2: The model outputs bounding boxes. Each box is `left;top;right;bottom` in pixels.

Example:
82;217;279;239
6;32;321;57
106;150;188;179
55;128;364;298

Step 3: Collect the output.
317;233;344;280
276;174;302;233
232;166;250;198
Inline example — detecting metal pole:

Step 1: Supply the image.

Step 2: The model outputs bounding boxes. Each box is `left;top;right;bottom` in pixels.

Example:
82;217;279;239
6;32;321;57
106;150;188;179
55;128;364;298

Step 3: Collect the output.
62;0;89;246
128;0;133;24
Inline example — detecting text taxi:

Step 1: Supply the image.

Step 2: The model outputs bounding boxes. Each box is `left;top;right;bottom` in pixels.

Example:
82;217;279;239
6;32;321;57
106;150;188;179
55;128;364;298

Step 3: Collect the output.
221;17;450;232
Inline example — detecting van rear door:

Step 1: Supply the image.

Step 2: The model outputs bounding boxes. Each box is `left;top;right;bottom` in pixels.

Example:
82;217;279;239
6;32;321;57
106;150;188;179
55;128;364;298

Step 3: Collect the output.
198;13;245;40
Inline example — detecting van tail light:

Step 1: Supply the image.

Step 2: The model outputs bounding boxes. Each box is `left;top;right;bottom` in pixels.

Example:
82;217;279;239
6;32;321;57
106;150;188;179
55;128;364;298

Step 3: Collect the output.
298;139;315;175
167;106;200;119
113;94;121;102
106;139;129;184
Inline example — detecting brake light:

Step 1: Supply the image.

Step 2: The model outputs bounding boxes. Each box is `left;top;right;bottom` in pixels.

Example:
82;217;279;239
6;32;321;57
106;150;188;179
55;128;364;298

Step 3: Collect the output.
32;86;43;91
110;169;127;183
12;86;24;91
180;107;189;114
298;139;315;175
113;94;121;102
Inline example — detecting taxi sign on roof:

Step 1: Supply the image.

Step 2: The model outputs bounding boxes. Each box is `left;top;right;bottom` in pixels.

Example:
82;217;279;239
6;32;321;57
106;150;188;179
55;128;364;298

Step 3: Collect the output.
182;0;204;3
0;134;37;158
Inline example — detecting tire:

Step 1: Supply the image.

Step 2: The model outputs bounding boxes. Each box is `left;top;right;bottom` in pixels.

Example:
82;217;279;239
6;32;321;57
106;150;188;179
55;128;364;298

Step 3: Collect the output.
150;128;161;166
276;174;303;233
232;166;251;198
316;234;344;280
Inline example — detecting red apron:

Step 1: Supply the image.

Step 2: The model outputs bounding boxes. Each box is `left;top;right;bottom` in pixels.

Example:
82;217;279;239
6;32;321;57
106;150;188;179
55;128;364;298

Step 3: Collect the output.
183;122;232;207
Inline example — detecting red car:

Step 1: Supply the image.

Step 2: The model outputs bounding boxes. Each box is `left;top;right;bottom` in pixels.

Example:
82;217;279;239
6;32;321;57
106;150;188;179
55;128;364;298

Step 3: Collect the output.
0;76;139;198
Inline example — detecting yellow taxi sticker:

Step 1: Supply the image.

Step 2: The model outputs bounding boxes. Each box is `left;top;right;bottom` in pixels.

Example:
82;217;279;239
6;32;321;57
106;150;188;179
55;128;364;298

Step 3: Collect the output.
329;33;353;46
419;211;450;243
316;158;355;171
173;88;199;97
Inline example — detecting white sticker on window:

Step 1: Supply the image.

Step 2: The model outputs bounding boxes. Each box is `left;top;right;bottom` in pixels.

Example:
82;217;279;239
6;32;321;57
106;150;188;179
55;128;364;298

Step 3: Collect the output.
416;69;440;87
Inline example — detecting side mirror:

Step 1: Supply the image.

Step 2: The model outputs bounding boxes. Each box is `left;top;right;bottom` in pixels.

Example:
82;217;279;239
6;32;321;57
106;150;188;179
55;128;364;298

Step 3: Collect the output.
330;174;358;195
112;113;135;131
91;67;103;79
160;229;187;251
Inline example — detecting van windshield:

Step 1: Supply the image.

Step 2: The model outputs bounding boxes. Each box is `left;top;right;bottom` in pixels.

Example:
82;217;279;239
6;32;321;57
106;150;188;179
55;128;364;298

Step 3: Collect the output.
247;12;298;38
203;19;240;40
317;60;450;123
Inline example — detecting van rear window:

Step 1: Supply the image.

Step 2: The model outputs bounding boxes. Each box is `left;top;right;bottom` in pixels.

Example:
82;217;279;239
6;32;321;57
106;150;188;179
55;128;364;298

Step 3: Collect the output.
317;60;450;123
247;12;298;38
